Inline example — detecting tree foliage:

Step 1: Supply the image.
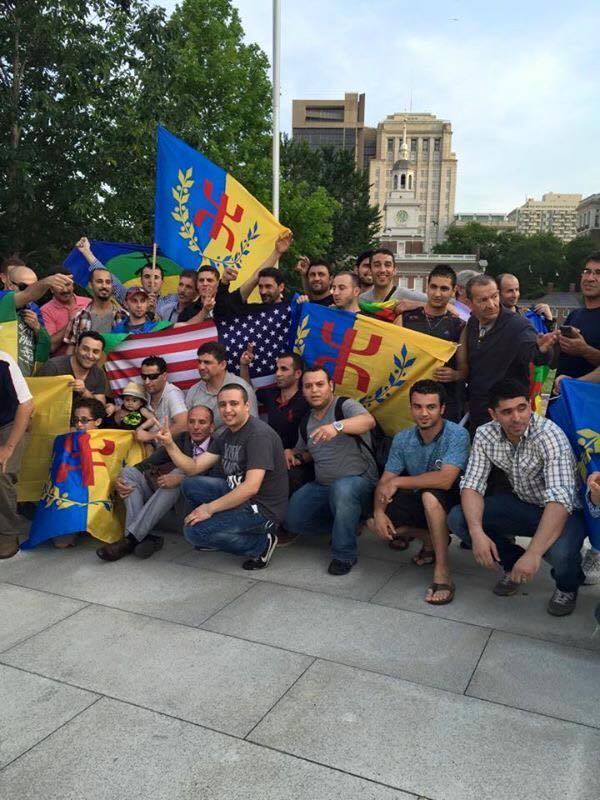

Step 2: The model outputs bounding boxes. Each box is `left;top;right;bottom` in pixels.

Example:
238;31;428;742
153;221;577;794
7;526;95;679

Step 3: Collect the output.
0;0;273;268
434;222;596;297
281;137;381;265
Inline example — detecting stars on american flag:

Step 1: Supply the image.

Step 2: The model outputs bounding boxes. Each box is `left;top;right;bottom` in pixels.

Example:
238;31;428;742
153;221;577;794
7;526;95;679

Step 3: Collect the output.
216;303;292;379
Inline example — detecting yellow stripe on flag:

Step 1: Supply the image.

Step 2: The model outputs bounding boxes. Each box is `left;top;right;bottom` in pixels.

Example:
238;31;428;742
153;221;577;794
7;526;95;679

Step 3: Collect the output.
85;430;146;543
18;376;73;502
0;318;19;362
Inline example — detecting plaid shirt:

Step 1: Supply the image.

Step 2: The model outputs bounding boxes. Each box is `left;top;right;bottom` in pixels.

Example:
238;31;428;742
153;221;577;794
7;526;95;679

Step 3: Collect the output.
64;303;128;345
460;413;580;513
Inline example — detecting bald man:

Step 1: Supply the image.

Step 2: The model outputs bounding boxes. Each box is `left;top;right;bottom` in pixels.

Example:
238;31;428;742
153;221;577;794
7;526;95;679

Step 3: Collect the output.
0;259;46;375
496;273;552;322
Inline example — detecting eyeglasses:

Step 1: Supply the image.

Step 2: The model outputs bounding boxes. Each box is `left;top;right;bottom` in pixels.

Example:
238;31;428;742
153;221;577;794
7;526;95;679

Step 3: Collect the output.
72;416;93;425
11;282;29;291
582;268;600;277
141;373;161;381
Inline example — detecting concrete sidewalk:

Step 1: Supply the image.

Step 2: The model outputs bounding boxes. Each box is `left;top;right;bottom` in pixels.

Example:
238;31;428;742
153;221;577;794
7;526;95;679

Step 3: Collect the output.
1;530;599;800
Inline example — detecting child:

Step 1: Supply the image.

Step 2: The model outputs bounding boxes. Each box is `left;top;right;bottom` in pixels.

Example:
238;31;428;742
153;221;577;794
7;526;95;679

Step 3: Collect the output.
106;382;158;430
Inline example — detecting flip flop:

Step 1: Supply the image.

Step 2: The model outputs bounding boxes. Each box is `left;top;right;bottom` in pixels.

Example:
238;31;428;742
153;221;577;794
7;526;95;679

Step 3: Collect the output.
426;582;455;605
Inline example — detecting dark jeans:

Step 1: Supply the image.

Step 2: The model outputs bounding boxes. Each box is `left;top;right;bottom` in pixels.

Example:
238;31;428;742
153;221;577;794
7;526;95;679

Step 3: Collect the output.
181;477;276;557
283;475;375;562
447;494;586;592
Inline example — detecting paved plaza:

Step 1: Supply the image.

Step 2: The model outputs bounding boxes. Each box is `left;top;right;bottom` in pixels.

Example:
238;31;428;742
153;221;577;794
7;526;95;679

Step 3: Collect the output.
1;528;599;800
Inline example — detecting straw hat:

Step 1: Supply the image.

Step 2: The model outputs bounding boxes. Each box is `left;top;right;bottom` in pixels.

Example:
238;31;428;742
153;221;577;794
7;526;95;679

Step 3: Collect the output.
121;382;147;402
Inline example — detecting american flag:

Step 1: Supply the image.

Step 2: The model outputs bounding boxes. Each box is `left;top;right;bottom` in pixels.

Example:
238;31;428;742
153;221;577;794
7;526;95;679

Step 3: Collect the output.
104;321;219;395
103;305;292;396
216;302;292;391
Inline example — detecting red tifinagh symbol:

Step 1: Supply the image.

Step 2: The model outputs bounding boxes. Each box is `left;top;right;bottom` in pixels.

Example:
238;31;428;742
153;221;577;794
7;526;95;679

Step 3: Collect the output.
193;179;244;252
79;434;116;486
315;323;382;392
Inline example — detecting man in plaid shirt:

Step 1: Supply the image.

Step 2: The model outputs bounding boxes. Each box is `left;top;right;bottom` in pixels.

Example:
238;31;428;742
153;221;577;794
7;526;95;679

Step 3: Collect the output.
448;378;586;616
64;265;128;350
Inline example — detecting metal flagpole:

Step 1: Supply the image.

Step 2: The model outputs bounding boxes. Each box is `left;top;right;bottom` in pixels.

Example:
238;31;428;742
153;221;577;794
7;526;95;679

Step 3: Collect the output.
272;0;281;220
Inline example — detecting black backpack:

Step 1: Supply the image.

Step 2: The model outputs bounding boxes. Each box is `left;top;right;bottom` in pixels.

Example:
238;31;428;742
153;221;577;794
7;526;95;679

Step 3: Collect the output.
298;396;391;475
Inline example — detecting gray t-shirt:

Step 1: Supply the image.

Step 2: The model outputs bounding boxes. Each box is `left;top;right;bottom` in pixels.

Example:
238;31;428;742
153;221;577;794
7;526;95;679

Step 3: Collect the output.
185;371;258;429
360;285;427;304
88;310;116;334
208;416;288;522
37;355;108;397
296;397;378;486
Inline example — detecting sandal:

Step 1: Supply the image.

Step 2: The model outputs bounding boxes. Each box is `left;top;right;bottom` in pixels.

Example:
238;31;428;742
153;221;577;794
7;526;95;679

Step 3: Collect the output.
412;545;435;566
426;582;455;605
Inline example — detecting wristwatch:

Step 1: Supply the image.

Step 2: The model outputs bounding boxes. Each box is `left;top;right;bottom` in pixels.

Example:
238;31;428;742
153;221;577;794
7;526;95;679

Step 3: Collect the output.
332;420;344;433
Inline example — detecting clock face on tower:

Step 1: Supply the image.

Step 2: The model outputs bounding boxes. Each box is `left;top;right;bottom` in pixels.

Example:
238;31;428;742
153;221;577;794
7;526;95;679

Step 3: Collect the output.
395;209;409;224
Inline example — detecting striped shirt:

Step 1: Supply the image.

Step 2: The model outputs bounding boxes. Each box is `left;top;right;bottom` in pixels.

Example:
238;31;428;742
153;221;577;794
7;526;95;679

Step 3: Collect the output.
460;413;580;513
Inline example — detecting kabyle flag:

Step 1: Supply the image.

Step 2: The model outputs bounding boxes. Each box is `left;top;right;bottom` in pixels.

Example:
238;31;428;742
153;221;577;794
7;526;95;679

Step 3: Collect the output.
289;300;456;436
154;126;290;284
547;379;600;549
64;240;183;295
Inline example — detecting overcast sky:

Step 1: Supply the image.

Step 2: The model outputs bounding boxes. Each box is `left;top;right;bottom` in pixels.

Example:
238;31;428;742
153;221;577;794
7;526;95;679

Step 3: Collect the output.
159;0;599;213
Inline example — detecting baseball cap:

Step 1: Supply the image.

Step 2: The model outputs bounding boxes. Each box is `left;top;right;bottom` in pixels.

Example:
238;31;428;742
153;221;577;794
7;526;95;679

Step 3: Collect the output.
125;286;149;300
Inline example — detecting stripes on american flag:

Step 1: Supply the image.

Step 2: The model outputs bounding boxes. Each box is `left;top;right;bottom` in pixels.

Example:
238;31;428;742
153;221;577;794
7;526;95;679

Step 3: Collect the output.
104;321;218;395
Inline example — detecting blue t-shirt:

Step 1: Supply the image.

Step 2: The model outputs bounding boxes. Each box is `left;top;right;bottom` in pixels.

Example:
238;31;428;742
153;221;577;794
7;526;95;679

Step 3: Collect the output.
111;319;160;334
385;420;470;477
0;290;44;325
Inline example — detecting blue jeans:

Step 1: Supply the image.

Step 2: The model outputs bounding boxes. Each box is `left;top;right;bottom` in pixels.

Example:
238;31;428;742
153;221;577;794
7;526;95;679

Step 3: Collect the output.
447;494;586;592
181;477;275;557
283;475;375;562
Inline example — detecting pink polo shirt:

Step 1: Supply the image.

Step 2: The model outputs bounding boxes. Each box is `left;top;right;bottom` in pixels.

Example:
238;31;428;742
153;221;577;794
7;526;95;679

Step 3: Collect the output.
41;295;91;355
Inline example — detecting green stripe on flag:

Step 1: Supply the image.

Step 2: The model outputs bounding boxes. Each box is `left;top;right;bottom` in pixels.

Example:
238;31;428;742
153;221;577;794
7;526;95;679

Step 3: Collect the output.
101;320;173;354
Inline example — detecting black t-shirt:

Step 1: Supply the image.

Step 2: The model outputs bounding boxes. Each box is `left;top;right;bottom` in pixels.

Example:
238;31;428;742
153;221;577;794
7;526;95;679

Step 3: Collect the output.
257;387;310;449
207;416;289;522
556;307;600;378
402;307;465;412
311;294;335;306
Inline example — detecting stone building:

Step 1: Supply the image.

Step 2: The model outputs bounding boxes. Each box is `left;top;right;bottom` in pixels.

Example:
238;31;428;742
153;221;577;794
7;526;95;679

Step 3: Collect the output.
507;193;582;242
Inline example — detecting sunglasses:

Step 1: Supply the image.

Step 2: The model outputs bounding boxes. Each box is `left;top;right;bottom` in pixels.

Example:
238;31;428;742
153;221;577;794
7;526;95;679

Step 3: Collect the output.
13;282;29;291
141;373;162;381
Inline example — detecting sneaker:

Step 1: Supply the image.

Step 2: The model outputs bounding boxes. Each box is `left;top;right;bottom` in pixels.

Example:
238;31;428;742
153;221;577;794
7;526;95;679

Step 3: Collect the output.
0;536;19;559
547;588;577;617
134;534;164;559
492;572;520;596
327;558;357;576
242;531;278;570
96;537;136;562
582;548;600;585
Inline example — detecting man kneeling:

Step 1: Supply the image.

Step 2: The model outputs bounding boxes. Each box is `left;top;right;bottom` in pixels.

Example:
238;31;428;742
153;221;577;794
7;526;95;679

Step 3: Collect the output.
157;384;288;570
369;380;470;604
448;379;586;616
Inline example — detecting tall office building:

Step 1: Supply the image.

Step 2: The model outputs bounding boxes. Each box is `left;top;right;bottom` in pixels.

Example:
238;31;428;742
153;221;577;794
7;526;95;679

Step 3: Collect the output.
507;193;582;242
368;113;458;253
292;93;376;171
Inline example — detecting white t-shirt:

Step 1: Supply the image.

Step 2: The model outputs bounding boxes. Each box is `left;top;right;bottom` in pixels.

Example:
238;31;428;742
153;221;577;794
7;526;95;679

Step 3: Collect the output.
360;285;427;303
0;349;33;403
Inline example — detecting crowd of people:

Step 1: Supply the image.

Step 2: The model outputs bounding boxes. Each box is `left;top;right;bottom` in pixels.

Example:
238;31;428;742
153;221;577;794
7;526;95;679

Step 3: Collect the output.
1;238;599;617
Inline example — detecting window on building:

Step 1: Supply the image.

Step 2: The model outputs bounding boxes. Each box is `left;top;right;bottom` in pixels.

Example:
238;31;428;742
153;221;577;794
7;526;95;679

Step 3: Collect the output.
400;174;406;189
422;139;430;154
595;210;600;228
393;175;398;190
408;175;413;190
410;138;417;152
434;138;441;152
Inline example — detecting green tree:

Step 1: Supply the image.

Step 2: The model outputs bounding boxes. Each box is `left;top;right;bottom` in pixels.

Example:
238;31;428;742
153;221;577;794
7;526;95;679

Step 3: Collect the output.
564;235;597;289
281;137;380;264
278;179;339;289
0;0;273;268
